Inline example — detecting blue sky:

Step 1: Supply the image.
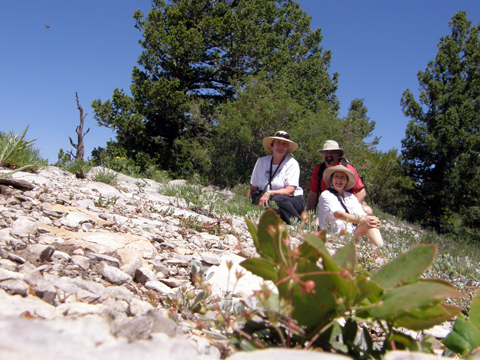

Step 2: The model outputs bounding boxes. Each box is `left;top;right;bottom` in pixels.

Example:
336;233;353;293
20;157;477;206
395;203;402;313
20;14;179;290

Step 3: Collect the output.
1;1;479;164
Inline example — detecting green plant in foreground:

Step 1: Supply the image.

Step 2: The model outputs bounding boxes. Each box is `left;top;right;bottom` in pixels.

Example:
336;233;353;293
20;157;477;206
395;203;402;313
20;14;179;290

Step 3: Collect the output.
234;209;464;356
0;126;37;177
442;289;480;357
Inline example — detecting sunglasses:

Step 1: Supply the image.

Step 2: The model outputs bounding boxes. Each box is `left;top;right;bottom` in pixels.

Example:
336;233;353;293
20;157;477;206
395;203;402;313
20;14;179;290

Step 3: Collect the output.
274;131;290;140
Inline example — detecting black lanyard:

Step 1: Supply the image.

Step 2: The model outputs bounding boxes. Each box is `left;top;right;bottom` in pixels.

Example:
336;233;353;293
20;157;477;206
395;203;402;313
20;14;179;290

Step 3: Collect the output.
266;156;286;191
326;188;350;214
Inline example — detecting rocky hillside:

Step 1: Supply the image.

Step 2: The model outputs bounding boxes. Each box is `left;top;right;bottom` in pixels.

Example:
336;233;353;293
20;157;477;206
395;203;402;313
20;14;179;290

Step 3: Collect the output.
0;166;452;360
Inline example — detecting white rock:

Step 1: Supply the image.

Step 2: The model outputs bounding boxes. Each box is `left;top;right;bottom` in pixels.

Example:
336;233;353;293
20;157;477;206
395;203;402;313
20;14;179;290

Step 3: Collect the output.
82;234;124;251
11;216;38;236
0;289;55;318
145;281;172;295
207;254;275;298
100;265;132;285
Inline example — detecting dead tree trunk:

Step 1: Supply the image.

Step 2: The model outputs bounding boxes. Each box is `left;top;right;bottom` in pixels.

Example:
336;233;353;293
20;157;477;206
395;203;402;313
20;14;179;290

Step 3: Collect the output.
69;92;90;160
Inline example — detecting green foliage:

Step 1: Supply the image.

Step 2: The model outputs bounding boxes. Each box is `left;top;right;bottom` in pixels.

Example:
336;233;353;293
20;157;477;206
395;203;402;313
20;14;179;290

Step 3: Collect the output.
94;194;119;208
2;141;47;172
143;165;171;184
401;11;480;237
92;168;118;186
101;156;140;177
92;0;338;178
56;148;72;166
235;210;463;356
187;72;341;187
159;183;261;218
0;126;39;177
190;260;214;283
366;149;414;217
443;290;480;357
62;158;93;179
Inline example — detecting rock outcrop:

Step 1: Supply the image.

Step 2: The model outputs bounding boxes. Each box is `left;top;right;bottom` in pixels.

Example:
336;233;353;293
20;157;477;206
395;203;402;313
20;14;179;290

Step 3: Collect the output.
0;166;453;359
0;166;262;359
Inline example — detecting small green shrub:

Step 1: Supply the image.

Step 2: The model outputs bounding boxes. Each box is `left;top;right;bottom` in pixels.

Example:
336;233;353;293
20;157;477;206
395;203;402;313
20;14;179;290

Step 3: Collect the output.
101;156;140;177
92;168;118;186
159;183;262;218
62;159;93;179
0;126;41;176
2;144;47;171
143;165;171;184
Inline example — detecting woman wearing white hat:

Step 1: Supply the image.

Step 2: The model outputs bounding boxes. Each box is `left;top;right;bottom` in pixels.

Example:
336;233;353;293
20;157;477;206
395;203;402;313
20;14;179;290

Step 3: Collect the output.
249;131;305;225
318;165;383;246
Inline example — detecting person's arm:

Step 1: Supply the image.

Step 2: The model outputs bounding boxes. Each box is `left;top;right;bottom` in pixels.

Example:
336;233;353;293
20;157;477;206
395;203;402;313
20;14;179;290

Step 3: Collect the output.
248;185;257;198
353;186;374;215
257;185;295;206
269;185;295;197
355;188;366;203
333;211;379;228
333;210;361;224
306;191;318;212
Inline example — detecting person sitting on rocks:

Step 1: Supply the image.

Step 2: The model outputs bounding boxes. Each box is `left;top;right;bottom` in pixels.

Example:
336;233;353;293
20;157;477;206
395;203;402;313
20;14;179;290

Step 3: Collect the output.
318;165;383;246
249;131;305;225
306;140;373;216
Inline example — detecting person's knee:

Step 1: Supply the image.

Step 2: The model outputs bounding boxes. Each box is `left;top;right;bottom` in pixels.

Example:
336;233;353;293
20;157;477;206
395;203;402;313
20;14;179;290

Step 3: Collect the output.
363;205;373;216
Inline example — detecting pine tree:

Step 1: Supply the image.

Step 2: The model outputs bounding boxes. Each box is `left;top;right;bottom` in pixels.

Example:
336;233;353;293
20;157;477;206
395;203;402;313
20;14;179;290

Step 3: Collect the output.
401;11;480;235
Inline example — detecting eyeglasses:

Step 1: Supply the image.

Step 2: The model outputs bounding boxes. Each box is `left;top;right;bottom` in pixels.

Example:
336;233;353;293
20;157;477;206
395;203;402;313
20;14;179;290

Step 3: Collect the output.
274;131;290;140
322;150;339;155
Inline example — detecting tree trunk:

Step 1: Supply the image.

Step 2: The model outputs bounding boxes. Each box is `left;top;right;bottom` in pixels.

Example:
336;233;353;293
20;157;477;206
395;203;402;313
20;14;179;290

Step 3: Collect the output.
69;92;90;160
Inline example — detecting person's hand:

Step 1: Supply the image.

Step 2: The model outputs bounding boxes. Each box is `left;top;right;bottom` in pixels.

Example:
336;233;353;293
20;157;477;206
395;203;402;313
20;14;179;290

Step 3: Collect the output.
369;216;381;228
358;216;380;229
259;192;271;207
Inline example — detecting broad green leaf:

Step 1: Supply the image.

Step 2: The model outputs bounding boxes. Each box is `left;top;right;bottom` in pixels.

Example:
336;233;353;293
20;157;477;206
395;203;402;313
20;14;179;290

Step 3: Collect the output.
442;318;480;356
256;209;288;262
355;274;384;304
447;319;480;352
469;288;480;329
317;247;359;301
240;258;278;282
302;232;326;248
299;233;326;260
327;274;360;306
371;245;437;290
370;280;464;319
395;303;462;330
279;263;337;328
245;217;259;249
333;241;356;273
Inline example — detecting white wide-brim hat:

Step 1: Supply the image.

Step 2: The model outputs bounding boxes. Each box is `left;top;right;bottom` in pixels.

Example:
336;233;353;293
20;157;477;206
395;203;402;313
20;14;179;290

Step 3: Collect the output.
323;165;357;190
319;140;344;158
263;131;298;154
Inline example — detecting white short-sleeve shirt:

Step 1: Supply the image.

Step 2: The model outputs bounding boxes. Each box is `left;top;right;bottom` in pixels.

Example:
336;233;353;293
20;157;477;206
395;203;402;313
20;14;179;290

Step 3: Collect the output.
318;190;366;234
250;155;304;197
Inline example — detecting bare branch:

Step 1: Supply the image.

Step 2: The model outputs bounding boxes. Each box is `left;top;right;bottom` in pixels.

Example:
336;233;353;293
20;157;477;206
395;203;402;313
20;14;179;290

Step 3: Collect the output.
69;137;78;149
70;92;89;160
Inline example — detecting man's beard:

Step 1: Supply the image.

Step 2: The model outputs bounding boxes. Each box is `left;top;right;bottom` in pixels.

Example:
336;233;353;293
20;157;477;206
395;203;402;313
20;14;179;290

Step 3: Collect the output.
325;156;335;165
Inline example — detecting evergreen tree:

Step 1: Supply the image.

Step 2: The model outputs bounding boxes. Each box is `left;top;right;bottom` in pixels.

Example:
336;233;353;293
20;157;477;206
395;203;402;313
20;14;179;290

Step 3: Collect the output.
198;72;341;187
401;11;480;235
91;0;338;176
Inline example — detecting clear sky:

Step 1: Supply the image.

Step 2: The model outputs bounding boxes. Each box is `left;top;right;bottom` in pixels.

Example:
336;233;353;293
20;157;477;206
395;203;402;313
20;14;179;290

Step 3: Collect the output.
1;1;479;164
